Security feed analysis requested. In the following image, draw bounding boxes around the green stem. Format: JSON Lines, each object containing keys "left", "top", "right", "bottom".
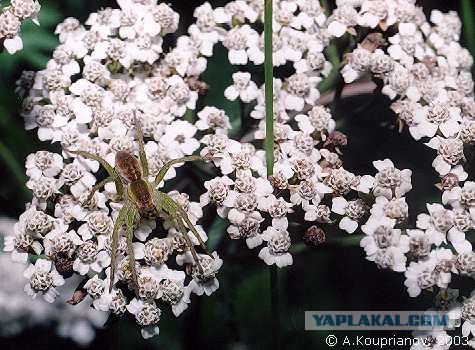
{"left": 324, "top": 42, "right": 340, "bottom": 68}
{"left": 264, "top": 1, "right": 281, "bottom": 349}
{"left": 270, "top": 265, "right": 280, "bottom": 350}
{"left": 462, "top": 0, "right": 475, "bottom": 56}
{"left": 319, "top": 0, "right": 331, "bottom": 16}
{"left": 264, "top": 0, "right": 274, "bottom": 177}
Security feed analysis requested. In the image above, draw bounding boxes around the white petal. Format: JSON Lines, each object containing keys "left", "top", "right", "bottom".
{"left": 328, "top": 21, "right": 347, "bottom": 37}
{"left": 4, "top": 36, "right": 23, "bottom": 54}
{"left": 73, "top": 100, "right": 93, "bottom": 123}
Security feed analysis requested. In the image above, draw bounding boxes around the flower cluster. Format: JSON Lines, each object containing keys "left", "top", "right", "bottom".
{"left": 328, "top": 0, "right": 475, "bottom": 345}
{"left": 0, "top": 0, "right": 40, "bottom": 54}
{"left": 0, "top": 218, "right": 106, "bottom": 346}
{"left": 6, "top": 0, "right": 475, "bottom": 345}
{"left": 11, "top": 0, "right": 225, "bottom": 339}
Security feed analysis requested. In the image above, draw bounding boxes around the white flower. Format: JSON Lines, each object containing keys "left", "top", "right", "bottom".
{"left": 224, "top": 72, "right": 259, "bottom": 103}
{"left": 410, "top": 104, "right": 461, "bottom": 140}
{"left": 3, "top": 222, "right": 43, "bottom": 263}
{"left": 426, "top": 137, "right": 465, "bottom": 176}
{"left": 327, "top": 5, "right": 358, "bottom": 37}
{"left": 178, "top": 252, "right": 223, "bottom": 296}
{"left": 61, "top": 160, "right": 97, "bottom": 198}
{"left": 200, "top": 176, "right": 236, "bottom": 206}
{"left": 290, "top": 178, "right": 332, "bottom": 207}
{"left": 1, "top": 2, "right": 40, "bottom": 54}
{"left": 369, "top": 196, "right": 408, "bottom": 223}
{"left": 222, "top": 25, "right": 259, "bottom": 65}
{"left": 163, "top": 75, "right": 198, "bottom": 116}
{"left": 150, "top": 264, "right": 191, "bottom": 317}
{"left": 442, "top": 181, "right": 475, "bottom": 213}
{"left": 258, "top": 227, "right": 293, "bottom": 267}
{"left": 284, "top": 73, "right": 321, "bottom": 111}
{"left": 357, "top": 0, "right": 390, "bottom": 28}
{"left": 23, "top": 259, "right": 65, "bottom": 303}
{"left": 372, "top": 159, "right": 412, "bottom": 199}
{"left": 217, "top": 143, "right": 262, "bottom": 175}
{"left": 404, "top": 258, "right": 437, "bottom": 297}
{"left": 160, "top": 120, "right": 200, "bottom": 156}
{"left": 332, "top": 197, "right": 367, "bottom": 234}
{"left": 77, "top": 211, "right": 113, "bottom": 240}
{"left": 429, "top": 248, "right": 457, "bottom": 289}
{"left": 360, "top": 217, "right": 409, "bottom": 271}
{"left": 196, "top": 106, "right": 231, "bottom": 134}
{"left": 73, "top": 236, "right": 111, "bottom": 275}
{"left": 227, "top": 211, "right": 265, "bottom": 248}
{"left": 295, "top": 105, "right": 336, "bottom": 135}
{"left": 126, "top": 298, "right": 161, "bottom": 339}
{"left": 25, "top": 151, "right": 64, "bottom": 180}
{"left": 258, "top": 194, "right": 293, "bottom": 230}
{"left": 416, "top": 204, "right": 454, "bottom": 246}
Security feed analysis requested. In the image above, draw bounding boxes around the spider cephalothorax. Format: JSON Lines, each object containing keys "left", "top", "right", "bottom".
{"left": 70, "top": 119, "right": 211, "bottom": 292}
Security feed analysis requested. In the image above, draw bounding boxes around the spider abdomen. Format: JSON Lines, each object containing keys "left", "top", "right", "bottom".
{"left": 129, "top": 179, "right": 155, "bottom": 215}
{"left": 116, "top": 151, "right": 142, "bottom": 182}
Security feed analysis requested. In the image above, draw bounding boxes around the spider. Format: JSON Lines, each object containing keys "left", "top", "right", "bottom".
{"left": 69, "top": 119, "right": 211, "bottom": 292}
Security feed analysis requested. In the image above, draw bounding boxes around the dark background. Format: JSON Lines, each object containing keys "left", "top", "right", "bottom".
{"left": 0, "top": 1, "right": 473, "bottom": 349}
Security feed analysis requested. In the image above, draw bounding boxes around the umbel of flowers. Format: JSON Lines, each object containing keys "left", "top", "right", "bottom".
{"left": 0, "top": 0, "right": 40, "bottom": 54}
{"left": 5, "top": 0, "right": 475, "bottom": 346}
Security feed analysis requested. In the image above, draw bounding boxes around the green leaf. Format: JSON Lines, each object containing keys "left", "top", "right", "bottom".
{"left": 22, "top": 28, "right": 59, "bottom": 51}
{"left": 207, "top": 216, "right": 228, "bottom": 251}
{"left": 0, "top": 141, "right": 29, "bottom": 196}
{"left": 37, "top": 4, "right": 62, "bottom": 27}
{"left": 21, "top": 50, "right": 51, "bottom": 68}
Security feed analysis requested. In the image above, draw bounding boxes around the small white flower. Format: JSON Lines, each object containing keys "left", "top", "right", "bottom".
{"left": 196, "top": 106, "right": 231, "bottom": 134}
{"left": 178, "top": 252, "right": 223, "bottom": 296}
{"left": 416, "top": 204, "right": 454, "bottom": 246}
{"left": 126, "top": 298, "right": 161, "bottom": 339}
{"left": 258, "top": 227, "right": 293, "bottom": 267}
{"left": 222, "top": 25, "right": 259, "bottom": 65}
{"left": 372, "top": 159, "right": 412, "bottom": 199}
{"left": 224, "top": 72, "right": 259, "bottom": 103}
{"left": 404, "top": 258, "right": 437, "bottom": 297}
{"left": 160, "top": 120, "right": 200, "bottom": 156}
{"left": 23, "top": 259, "right": 65, "bottom": 303}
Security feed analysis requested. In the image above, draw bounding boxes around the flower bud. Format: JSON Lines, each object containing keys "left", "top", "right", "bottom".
{"left": 303, "top": 226, "right": 326, "bottom": 246}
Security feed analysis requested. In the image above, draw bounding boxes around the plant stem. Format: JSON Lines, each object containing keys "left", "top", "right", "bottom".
{"left": 462, "top": 0, "right": 475, "bottom": 56}
{"left": 264, "top": 0, "right": 274, "bottom": 177}
{"left": 320, "top": 0, "right": 331, "bottom": 16}
{"left": 270, "top": 265, "right": 280, "bottom": 349}
{"left": 264, "top": 1, "right": 281, "bottom": 349}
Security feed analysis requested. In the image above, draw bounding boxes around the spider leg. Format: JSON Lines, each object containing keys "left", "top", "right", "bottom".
{"left": 109, "top": 202, "right": 129, "bottom": 292}
{"left": 174, "top": 199, "right": 211, "bottom": 256}
{"left": 83, "top": 177, "right": 113, "bottom": 205}
{"left": 68, "top": 150, "right": 124, "bottom": 197}
{"left": 155, "top": 191, "right": 204, "bottom": 273}
{"left": 154, "top": 155, "right": 203, "bottom": 187}
{"left": 174, "top": 214, "right": 204, "bottom": 274}
{"left": 184, "top": 213, "right": 209, "bottom": 251}
{"left": 125, "top": 206, "right": 140, "bottom": 294}
{"left": 159, "top": 191, "right": 209, "bottom": 253}
{"left": 134, "top": 117, "right": 149, "bottom": 178}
